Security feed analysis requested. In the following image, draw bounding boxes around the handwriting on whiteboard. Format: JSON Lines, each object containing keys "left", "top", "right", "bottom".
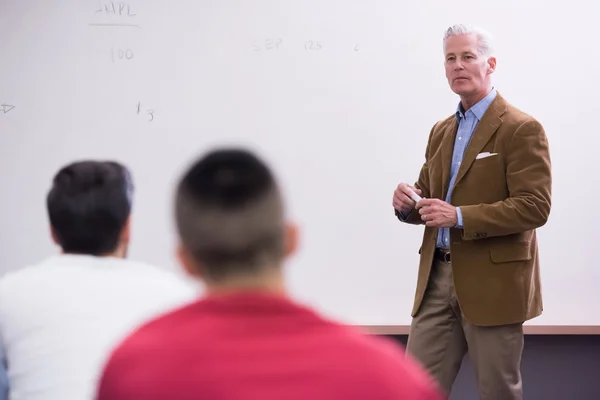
{"left": 252, "top": 40, "right": 361, "bottom": 52}
{"left": 90, "top": 2, "right": 139, "bottom": 28}
{"left": 96, "top": 2, "right": 136, "bottom": 17}
{"left": 137, "top": 103, "right": 154, "bottom": 122}
{"left": 253, "top": 39, "right": 283, "bottom": 51}
{"left": 1, "top": 104, "right": 15, "bottom": 114}
{"left": 304, "top": 40, "right": 322, "bottom": 51}
{"left": 112, "top": 48, "right": 134, "bottom": 62}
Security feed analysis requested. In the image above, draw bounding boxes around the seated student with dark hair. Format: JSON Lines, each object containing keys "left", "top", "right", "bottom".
{"left": 96, "top": 149, "right": 443, "bottom": 400}
{"left": 0, "top": 161, "right": 197, "bottom": 400}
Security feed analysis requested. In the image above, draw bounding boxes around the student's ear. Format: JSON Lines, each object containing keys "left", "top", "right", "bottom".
{"left": 283, "top": 221, "right": 299, "bottom": 259}
{"left": 50, "top": 227, "right": 64, "bottom": 253}
{"left": 120, "top": 216, "right": 132, "bottom": 244}
{"left": 50, "top": 227, "right": 61, "bottom": 249}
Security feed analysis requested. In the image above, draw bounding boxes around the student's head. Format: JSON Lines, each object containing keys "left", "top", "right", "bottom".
{"left": 174, "top": 148, "right": 298, "bottom": 291}
{"left": 47, "top": 160, "right": 134, "bottom": 257}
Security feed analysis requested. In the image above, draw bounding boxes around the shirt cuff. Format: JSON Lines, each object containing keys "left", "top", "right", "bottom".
{"left": 395, "top": 208, "right": 409, "bottom": 221}
{"left": 455, "top": 207, "right": 463, "bottom": 229}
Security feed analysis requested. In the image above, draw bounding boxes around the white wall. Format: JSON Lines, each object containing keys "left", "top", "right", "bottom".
{"left": 0, "top": 0, "right": 597, "bottom": 326}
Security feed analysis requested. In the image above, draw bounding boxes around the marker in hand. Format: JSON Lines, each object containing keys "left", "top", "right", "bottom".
{"left": 407, "top": 187, "right": 423, "bottom": 203}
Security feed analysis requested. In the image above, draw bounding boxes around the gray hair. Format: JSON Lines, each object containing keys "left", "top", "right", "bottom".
{"left": 443, "top": 24, "right": 495, "bottom": 58}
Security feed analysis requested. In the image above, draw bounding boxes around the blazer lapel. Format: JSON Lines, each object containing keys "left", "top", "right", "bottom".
{"left": 440, "top": 118, "right": 458, "bottom": 199}
{"left": 453, "top": 96, "right": 507, "bottom": 189}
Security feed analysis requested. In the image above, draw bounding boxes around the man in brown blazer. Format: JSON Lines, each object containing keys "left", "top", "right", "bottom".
{"left": 392, "top": 24, "right": 552, "bottom": 400}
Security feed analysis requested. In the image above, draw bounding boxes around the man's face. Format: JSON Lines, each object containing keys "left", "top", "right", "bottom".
{"left": 444, "top": 33, "right": 495, "bottom": 99}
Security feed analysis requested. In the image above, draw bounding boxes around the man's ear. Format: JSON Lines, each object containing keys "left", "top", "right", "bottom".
{"left": 50, "top": 227, "right": 60, "bottom": 246}
{"left": 176, "top": 244, "right": 204, "bottom": 280}
{"left": 487, "top": 56, "right": 497, "bottom": 75}
{"left": 283, "top": 221, "right": 299, "bottom": 259}
{"left": 120, "top": 216, "right": 132, "bottom": 244}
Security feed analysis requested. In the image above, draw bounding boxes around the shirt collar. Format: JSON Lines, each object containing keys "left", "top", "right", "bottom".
{"left": 42, "top": 253, "right": 128, "bottom": 268}
{"left": 456, "top": 87, "right": 497, "bottom": 121}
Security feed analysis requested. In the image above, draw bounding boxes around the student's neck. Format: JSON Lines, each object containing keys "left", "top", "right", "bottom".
{"left": 205, "top": 270, "right": 286, "bottom": 297}
{"left": 61, "top": 246, "right": 126, "bottom": 259}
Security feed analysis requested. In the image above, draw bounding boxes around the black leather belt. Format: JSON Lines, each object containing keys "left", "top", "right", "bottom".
{"left": 434, "top": 248, "right": 451, "bottom": 262}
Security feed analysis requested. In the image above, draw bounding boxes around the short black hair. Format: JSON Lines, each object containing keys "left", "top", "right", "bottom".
{"left": 47, "top": 160, "right": 133, "bottom": 255}
{"left": 175, "top": 148, "right": 285, "bottom": 281}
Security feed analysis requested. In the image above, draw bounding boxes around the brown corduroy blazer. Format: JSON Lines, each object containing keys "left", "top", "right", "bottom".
{"left": 398, "top": 92, "right": 552, "bottom": 326}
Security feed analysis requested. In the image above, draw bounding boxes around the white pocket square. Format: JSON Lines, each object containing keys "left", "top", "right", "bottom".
{"left": 475, "top": 152, "right": 498, "bottom": 160}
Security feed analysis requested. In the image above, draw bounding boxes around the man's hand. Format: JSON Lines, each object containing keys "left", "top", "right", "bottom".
{"left": 416, "top": 198, "right": 458, "bottom": 228}
{"left": 393, "top": 183, "right": 423, "bottom": 214}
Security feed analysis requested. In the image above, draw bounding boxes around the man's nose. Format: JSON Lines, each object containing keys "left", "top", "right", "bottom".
{"left": 454, "top": 61, "right": 464, "bottom": 70}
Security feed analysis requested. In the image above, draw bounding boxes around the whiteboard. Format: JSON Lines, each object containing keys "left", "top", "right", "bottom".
{"left": 0, "top": 0, "right": 598, "bottom": 328}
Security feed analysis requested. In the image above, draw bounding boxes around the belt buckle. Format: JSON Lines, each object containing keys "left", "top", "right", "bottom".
{"left": 439, "top": 249, "right": 451, "bottom": 263}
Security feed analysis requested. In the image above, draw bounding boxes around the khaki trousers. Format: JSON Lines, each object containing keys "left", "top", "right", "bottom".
{"left": 406, "top": 259, "right": 524, "bottom": 400}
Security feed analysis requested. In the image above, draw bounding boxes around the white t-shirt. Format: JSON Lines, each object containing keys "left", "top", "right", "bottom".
{"left": 0, "top": 254, "right": 199, "bottom": 400}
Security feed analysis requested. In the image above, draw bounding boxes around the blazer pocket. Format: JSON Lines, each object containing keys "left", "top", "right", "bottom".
{"left": 472, "top": 154, "right": 502, "bottom": 168}
{"left": 489, "top": 245, "right": 531, "bottom": 263}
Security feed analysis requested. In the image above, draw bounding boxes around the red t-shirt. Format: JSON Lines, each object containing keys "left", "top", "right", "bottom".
{"left": 96, "top": 292, "right": 443, "bottom": 400}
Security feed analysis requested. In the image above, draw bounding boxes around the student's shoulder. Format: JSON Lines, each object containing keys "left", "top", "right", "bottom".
{"left": 0, "top": 260, "right": 50, "bottom": 292}
{"left": 335, "top": 325, "right": 406, "bottom": 363}
{"left": 97, "top": 308, "right": 186, "bottom": 399}
{"left": 332, "top": 326, "right": 443, "bottom": 398}
{"left": 106, "top": 299, "right": 194, "bottom": 362}
{"left": 125, "top": 293, "right": 199, "bottom": 335}
{"left": 123, "top": 260, "right": 200, "bottom": 293}
{"left": 306, "top": 310, "right": 402, "bottom": 358}
{"left": 111, "top": 302, "right": 202, "bottom": 374}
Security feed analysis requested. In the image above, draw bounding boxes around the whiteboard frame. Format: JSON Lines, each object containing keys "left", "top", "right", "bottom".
{"left": 362, "top": 325, "right": 600, "bottom": 335}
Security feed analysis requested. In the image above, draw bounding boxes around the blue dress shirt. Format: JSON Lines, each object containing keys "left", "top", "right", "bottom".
{"left": 436, "top": 88, "right": 497, "bottom": 249}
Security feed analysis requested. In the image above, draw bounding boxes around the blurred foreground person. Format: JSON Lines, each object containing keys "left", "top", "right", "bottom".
{"left": 96, "top": 148, "right": 443, "bottom": 400}
{"left": 0, "top": 161, "right": 197, "bottom": 400}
